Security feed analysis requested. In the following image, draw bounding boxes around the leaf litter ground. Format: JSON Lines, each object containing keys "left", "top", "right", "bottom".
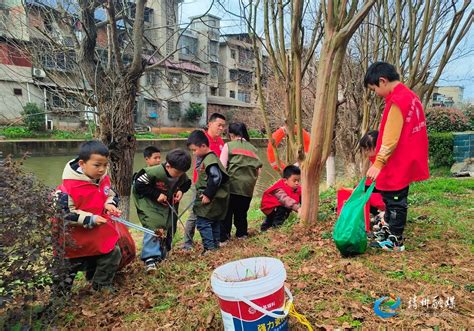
{"left": 53, "top": 177, "right": 474, "bottom": 329}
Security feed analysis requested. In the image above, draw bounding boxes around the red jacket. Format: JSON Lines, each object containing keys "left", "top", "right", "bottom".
{"left": 55, "top": 160, "right": 119, "bottom": 258}
{"left": 375, "top": 83, "right": 430, "bottom": 191}
{"left": 260, "top": 179, "right": 301, "bottom": 215}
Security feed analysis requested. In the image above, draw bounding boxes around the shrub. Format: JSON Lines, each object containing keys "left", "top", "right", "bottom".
{"left": 0, "top": 158, "right": 65, "bottom": 328}
{"left": 21, "top": 103, "right": 45, "bottom": 132}
{"left": 184, "top": 103, "right": 204, "bottom": 122}
{"left": 0, "top": 126, "right": 33, "bottom": 139}
{"left": 428, "top": 132, "right": 454, "bottom": 168}
{"left": 248, "top": 129, "right": 265, "bottom": 138}
{"left": 425, "top": 107, "right": 471, "bottom": 133}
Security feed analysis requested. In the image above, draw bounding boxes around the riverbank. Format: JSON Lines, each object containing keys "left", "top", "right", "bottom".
{"left": 0, "top": 138, "right": 269, "bottom": 157}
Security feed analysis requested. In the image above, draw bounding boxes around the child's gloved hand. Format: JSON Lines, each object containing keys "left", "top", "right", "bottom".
{"left": 105, "top": 204, "right": 122, "bottom": 216}
{"left": 174, "top": 190, "right": 183, "bottom": 203}
{"left": 157, "top": 193, "right": 167, "bottom": 203}
{"left": 201, "top": 194, "right": 211, "bottom": 205}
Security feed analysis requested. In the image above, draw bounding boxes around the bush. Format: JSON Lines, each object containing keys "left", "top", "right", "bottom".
{"left": 184, "top": 103, "right": 204, "bottom": 122}
{"left": 0, "top": 126, "right": 33, "bottom": 139}
{"left": 248, "top": 129, "right": 265, "bottom": 138}
{"left": 425, "top": 107, "right": 471, "bottom": 133}
{"left": 428, "top": 132, "right": 454, "bottom": 168}
{"left": 21, "top": 103, "right": 45, "bottom": 132}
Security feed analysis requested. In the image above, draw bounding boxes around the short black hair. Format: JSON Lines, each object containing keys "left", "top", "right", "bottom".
{"left": 166, "top": 148, "right": 192, "bottom": 172}
{"left": 78, "top": 140, "right": 109, "bottom": 161}
{"left": 363, "top": 62, "right": 400, "bottom": 87}
{"left": 143, "top": 146, "right": 160, "bottom": 158}
{"left": 228, "top": 122, "right": 250, "bottom": 141}
{"left": 359, "top": 130, "right": 379, "bottom": 150}
{"left": 187, "top": 129, "right": 209, "bottom": 147}
{"left": 209, "top": 112, "right": 226, "bottom": 122}
{"left": 282, "top": 165, "right": 301, "bottom": 179}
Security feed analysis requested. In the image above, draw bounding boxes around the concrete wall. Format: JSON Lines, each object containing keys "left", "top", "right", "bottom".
{"left": 453, "top": 132, "right": 474, "bottom": 162}
{"left": 0, "top": 138, "right": 268, "bottom": 157}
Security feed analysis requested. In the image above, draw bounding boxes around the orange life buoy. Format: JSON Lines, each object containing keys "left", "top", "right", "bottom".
{"left": 266, "top": 127, "right": 310, "bottom": 171}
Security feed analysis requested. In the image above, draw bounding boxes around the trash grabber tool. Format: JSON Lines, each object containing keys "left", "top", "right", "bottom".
{"left": 111, "top": 216, "right": 159, "bottom": 237}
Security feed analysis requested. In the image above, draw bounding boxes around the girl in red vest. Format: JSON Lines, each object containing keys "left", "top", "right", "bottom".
{"left": 364, "top": 62, "right": 429, "bottom": 252}
{"left": 54, "top": 141, "right": 122, "bottom": 294}
{"left": 260, "top": 165, "right": 302, "bottom": 231}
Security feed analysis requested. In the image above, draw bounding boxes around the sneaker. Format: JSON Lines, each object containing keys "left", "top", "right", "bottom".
{"left": 145, "top": 259, "right": 157, "bottom": 273}
{"left": 372, "top": 212, "right": 386, "bottom": 231}
{"left": 236, "top": 235, "right": 248, "bottom": 240}
{"left": 181, "top": 244, "right": 193, "bottom": 251}
{"left": 372, "top": 225, "right": 390, "bottom": 241}
{"left": 370, "top": 235, "right": 405, "bottom": 252}
{"left": 219, "top": 240, "right": 229, "bottom": 247}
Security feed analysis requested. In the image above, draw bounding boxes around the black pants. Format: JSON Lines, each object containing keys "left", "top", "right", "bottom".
{"left": 381, "top": 186, "right": 409, "bottom": 238}
{"left": 260, "top": 206, "right": 291, "bottom": 231}
{"left": 220, "top": 194, "right": 252, "bottom": 242}
{"left": 52, "top": 245, "right": 121, "bottom": 295}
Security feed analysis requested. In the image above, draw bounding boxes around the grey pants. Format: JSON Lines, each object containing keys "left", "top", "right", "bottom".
{"left": 183, "top": 188, "right": 197, "bottom": 247}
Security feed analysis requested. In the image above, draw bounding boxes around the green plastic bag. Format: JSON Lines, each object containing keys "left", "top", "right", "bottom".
{"left": 333, "top": 178, "right": 375, "bottom": 257}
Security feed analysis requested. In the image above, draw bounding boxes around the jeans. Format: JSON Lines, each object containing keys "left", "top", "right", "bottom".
{"left": 141, "top": 232, "right": 162, "bottom": 262}
{"left": 221, "top": 194, "right": 252, "bottom": 241}
{"left": 196, "top": 217, "right": 220, "bottom": 250}
{"left": 260, "top": 206, "right": 291, "bottom": 231}
{"left": 381, "top": 186, "right": 409, "bottom": 238}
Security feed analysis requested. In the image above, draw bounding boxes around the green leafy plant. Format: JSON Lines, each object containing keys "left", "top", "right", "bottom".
{"left": 21, "top": 103, "right": 45, "bottom": 132}
{"left": 425, "top": 107, "right": 471, "bottom": 133}
{"left": 428, "top": 132, "right": 454, "bottom": 167}
{"left": 184, "top": 103, "right": 204, "bottom": 122}
{"left": 0, "top": 127, "right": 33, "bottom": 139}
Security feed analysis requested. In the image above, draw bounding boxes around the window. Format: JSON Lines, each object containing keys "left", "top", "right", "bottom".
{"left": 147, "top": 70, "right": 161, "bottom": 86}
{"left": 166, "top": 28, "right": 175, "bottom": 55}
{"left": 210, "top": 64, "right": 218, "bottom": 79}
{"left": 229, "top": 69, "right": 239, "bottom": 81}
{"left": 51, "top": 95, "right": 65, "bottom": 108}
{"left": 237, "top": 90, "right": 251, "bottom": 103}
{"left": 229, "top": 90, "right": 235, "bottom": 99}
{"left": 168, "top": 101, "right": 181, "bottom": 120}
{"left": 210, "top": 87, "right": 217, "bottom": 96}
{"left": 238, "top": 71, "right": 253, "bottom": 86}
{"left": 230, "top": 49, "right": 236, "bottom": 59}
{"left": 145, "top": 100, "right": 160, "bottom": 116}
{"left": 178, "top": 35, "right": 197, "bottom": 56}
{"left": 168, "top": 73, "right": 182, "bottom": 90}
{"left": 166, "top": 0, "right": 176, "bottom": 25}
{"left": 190, "top": 78, "right": 201, "bottom": 95}
{"left": 209, "top": 41, "right": 219, "bottom": 62}
{"left": 13, "top": 88, "right": 22, "bottom": 96}
{"left": 144, "top": 7, "right": 154, "bottom": 23}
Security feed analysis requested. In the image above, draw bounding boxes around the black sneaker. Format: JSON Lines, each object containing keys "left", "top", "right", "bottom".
{"left": 145, "top": 258, "right": 158, "bottom": 273}
{"left": 372, "top": 224, "right": 390, "bottom": 241}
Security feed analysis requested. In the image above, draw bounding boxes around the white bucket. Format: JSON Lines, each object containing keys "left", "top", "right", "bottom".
{"left": 211, "top": 257, "right": 292, "bottom": 331}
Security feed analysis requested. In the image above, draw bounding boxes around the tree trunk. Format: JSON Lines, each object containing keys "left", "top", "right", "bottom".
{"left": 98, "top": 78, "right": 139, "bottom": 219}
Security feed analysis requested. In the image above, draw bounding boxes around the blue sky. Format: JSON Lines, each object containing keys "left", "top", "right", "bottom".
{"left": 180, "top": 0, "right": 474, "bottom": 102}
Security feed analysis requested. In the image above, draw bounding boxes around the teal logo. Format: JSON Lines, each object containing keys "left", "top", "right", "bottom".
{"left": 374, "top": 296, "right": 401, "bottom": 318}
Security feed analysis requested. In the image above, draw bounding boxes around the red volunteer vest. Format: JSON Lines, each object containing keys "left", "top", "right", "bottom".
{"left": 260, "top": 179, "right": 301, "bottom": 215}
{"left": 192, "top": 131, "right": 224, "bottom": 183}
{"left": 375, "top": 83, "right": 429, "bottom": 191}
{"left": 57, "top": 176, "right": 119, "bottom": 258}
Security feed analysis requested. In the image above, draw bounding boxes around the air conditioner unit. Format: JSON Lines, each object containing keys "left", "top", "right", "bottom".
{"left": 32, "top": 67, "right": 46, "bottom": 78}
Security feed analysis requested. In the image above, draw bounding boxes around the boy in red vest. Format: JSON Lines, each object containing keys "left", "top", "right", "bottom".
{"left": 260, "top": 165, "right": 302, "bottom": 231}
{"left": 364, "top": 62, "right": 429, "bottom": 252}
{"left": 54, "top": 141, "right": 121, "bottom": 294}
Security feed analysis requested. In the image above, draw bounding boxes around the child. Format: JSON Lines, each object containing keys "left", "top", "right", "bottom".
{"left": 260, "top": 165, "right": 302, "bottom": 231}
{"left": 187, "top": 130, "right": 229, "bottom": 253}
{"left": 219, "top": 122, "right": 262, "bottom": 243}
{"left": 54, "top": 140, "right": 122, "bottom": 293}
{"left": 360, "top": 130, "right": 386, "bottom": 234}
{"left": 132, "top": 148, "right": 191, "bottom": 272}
{"left": 364, "top": 62, "right": 429, "bottom": 251}
{"left": 143, "top": 145, "right": 161, "bottom": 166}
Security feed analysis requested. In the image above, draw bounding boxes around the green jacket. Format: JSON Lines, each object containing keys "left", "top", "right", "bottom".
{"left": 194, "top": 152, "right": 230, "bottom": 221}
{"left": 132, "top": 164, "right": 190, "bottom": 230}
{"left": 227, "top": 140, "right": 262, "bottom": 197}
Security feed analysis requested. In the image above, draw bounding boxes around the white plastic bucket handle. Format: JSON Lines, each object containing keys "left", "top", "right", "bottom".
{"left": 236, "top": 287, "right": 293, "bottom": 319}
